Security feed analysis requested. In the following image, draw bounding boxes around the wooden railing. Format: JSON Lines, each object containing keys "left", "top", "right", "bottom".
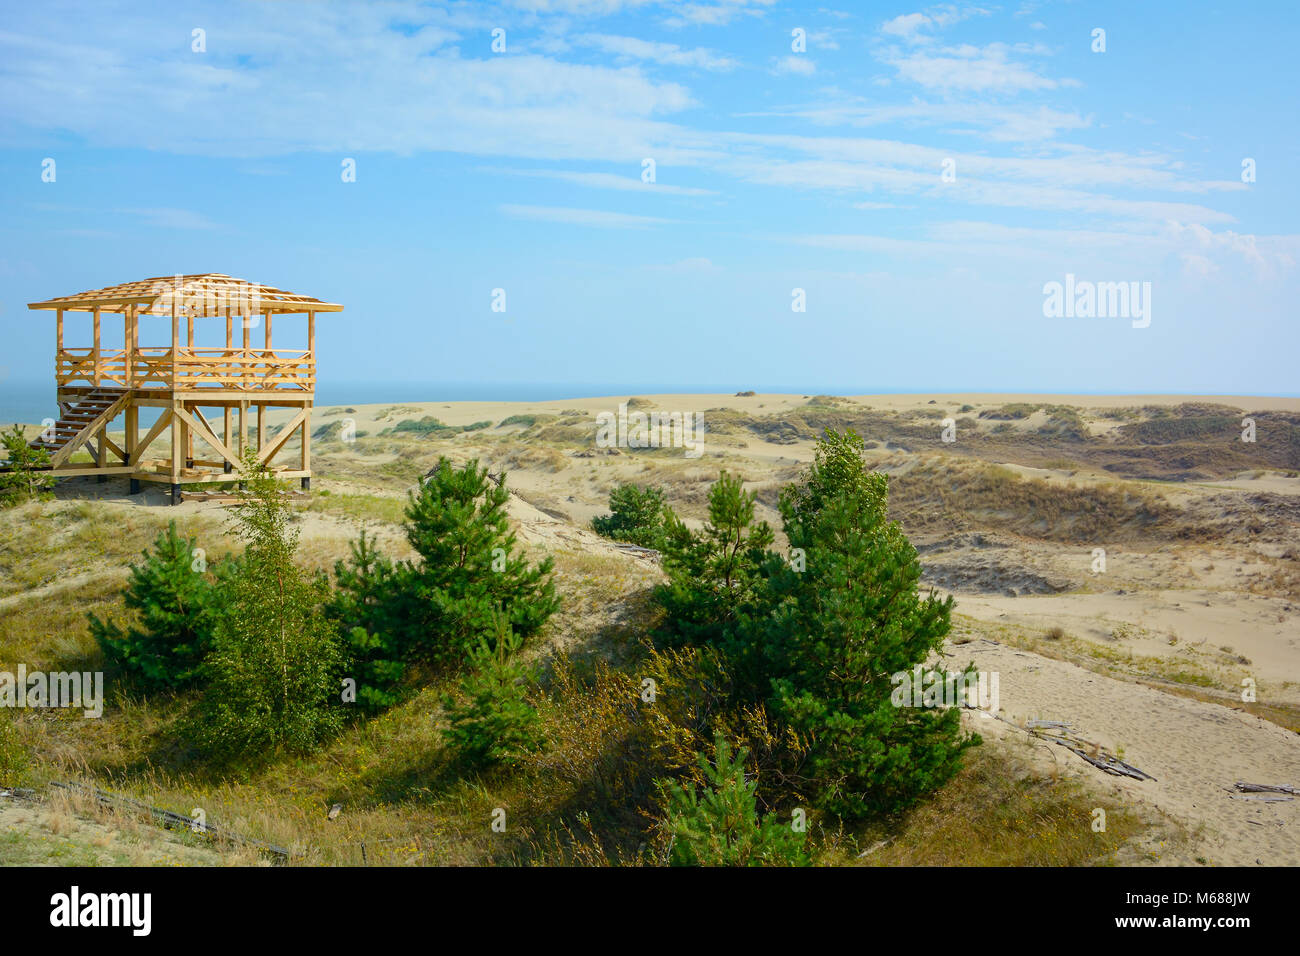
{"left": 56, "top": 348, "right": 315, "bottom": 391}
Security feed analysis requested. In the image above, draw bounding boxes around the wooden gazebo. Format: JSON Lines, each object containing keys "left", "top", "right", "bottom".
{"left": 25, "top": 274, "right": 342, "bottom": 503}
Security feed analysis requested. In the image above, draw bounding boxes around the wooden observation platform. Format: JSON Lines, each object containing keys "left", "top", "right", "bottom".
{"left": 25, "top": 274, "right": 342, "bottom": 503}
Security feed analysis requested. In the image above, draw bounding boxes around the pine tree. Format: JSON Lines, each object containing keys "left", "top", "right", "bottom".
{"left": 442, "top": 615, "right": 542, "bottom": 769}
{"left": 395, "top": 457, "right": 559, "bottom": 666}
{"left": 743, "top": 429, "right": 978, "bottom": 818}
{"left": 192, "top": 453, "right": 344, "bottom": 759}
{"left": 0, "top": 425, "right": 53, "bottom": 506}
{"left": 89, "top": 521, "right": 227, "bottom": 690}
{"left": 654, "top": 471, "right": 773, "bottom": 648}
{"left": 591, "top": 482, "right": 668, "bottom": 548}
{"left": 659, "top": 735, "right": 809, "bottom": 866}
{"left": 326, "top": 530, "right": 407, "bottom": 711}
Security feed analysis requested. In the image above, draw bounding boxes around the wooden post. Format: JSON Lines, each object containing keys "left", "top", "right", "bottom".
{"left": 171, "top": 298, "right": 180, "bottom": 389}
{"left": 238, "top": 399, "right": 249, "bottom": 488}
{"left": 170, "top": 399, "right": 183, "bottom": 499}
{"left": 55, "top": 308, "right": 63, "bottom": 383}
{"left": 126, "top": 304, "right": 136, "bottom": 387}
{"left": 224, "top": 307, "right": 233, "bottom": 454}
{"left": 223, "top": 403, "right": 233, "bottom": 473}
{"left": 125, "top": 402, "right": 138, "bottom": 465}
{"left": 257, "top": 403, "right": 265, "bottom": 454}
{"left": 186, "top": 402, "right": 195, "bottom": 467}
{"left": 96, "top": 423, "right": 108, "bottom": 481}
{"left": 242, "top": 312, "right": 251, "bottom": 388}
{"left": 92, "top": 306, "right": 101, "bottom": 386}
{"left": 307, "top": 310, "right": 316, "bottom": 393}
{"left": 301, "top": 400, "right": 312, "bottom": 489}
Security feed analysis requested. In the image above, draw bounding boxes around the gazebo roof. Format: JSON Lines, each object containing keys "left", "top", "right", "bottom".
{"left": 27, "top": 273, "right": 344, "bottom": 316}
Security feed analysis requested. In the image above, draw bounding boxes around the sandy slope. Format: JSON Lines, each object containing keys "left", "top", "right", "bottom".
{"left": 959, "top": 639, "right": 1300, "bottom": 866}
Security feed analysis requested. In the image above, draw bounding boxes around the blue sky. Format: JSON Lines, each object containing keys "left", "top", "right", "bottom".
{"left": 1, "top": 0, "right": 1297, "bottom": 395}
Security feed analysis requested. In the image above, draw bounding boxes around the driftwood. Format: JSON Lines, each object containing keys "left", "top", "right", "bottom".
{"left": 1224, "top": 782, "right": 1295, "bottom": 802}
{"left": 1234, "top": 782, "right": 1298, "bottom": 795}
{"left": 1048, "top": 738, "right": 1157, "bottom": 781}
{"left": 610, "top": 542, "right": 661, "bottom": 562}
{"left": 1014, "top": 721, "right": 1157, "bottom": 781}
{"left": 52, "top": 782, "right": 290, "bottom": 862}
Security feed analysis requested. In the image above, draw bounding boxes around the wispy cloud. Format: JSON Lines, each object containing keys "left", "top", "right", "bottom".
{"left": 880, "top": 5, "right": 992, "bottom": 44}
{"left": 882, "top": 42, "right": 1074, "bottom": 93}
{"left": 771, "top": 55, "right": 816, "bottom": 76}
{"left": 499, "top": 203, "right": 680, "bottom": 228}
{"left": 575, "top": 33, "right": 738, "bottom": 70}
{"left": 480, "top": 166, "right": 716, "bottom": 195}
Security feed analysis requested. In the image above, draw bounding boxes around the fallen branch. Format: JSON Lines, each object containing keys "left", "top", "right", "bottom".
{"left": 51, "top": 782, "right": 290, "bottom": 863}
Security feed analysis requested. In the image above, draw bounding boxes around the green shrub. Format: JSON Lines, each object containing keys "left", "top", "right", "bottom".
{"left": 327, "top": 530, "right": 408, "bottom": 712}
{"left": 330, "top": 458, "right": 560, "bottom": 681}
{"left": 658, "top": 736, "right": 809, "bottom": 866}
{"left": 190, "top": 454, "right": 344, "bottom": 760}
{"left": 744, "top": 429, "right": 979, "bottom": 818}
{"left": 0, "top": 712, "right": 28, "bottom": 785}
{"left": 591, "top": 483, "right": 668, "bottom": 548}
{"left": 0, "top": 425, "right": 53, "bottom": 505}
{"left": 652, "top": 430, "right": 979, "bottom": 821}
{"left": 654, "top": 471, "right": 774, "bottom": 648}
{"left": 394, "top": 457, "right": 559, "bottom": 666}
{"left": 442, "top": 617, "right": 542, "bottom": 769}
{"left": 89, "top": 521, "right": 230, "bottom": 691}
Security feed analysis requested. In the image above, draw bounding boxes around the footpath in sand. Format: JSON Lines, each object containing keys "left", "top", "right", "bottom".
{"left": 958, "top": 639, "right": 1300, "bottom": 866}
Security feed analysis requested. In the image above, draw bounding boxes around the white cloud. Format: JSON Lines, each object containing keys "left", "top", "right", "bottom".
{"left": 880, "top": 5, "right": 992, "bottom": 43}
{"left": 757, "top": 100, "right": 1093, "bottom": 142}
{"left": 881, "top": 13, "right": 933, "bottom": 42}
{"left": 575, "top": 33, "right": 738, "bottom": 70}
{"left": 772, "top": 55, "right": 816, "bottom": 75}
{"left": 662, "top": 0, "right": 777, "bottom": 28}
{"left": 479, "top": 166, "right": 716, "bottom": 195}
{"left": 883, "top": 42, "right": 1072, "bottom": 92}
{"left": 499, "top": 204, "right": 680, "bottom": 228}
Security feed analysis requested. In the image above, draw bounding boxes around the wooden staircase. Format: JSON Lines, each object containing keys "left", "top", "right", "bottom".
{"left": 29, "top": 388, "right": 127, "bottom": 462}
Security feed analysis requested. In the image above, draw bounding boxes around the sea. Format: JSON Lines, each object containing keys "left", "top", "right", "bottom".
{"left": 0, "top": 380, "right": 861, "bottom": 426}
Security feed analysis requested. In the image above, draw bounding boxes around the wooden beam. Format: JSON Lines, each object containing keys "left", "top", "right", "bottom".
{"left": 174, "top": 406, "right": 241, "bottom": 469}
{"left": 102, "top": 433, "right": 127, "bottom": 462}
{"left": 92, "top": 306, "right": 101, "bottom": 385}
{"left": 125, "top": 402, "right": 138, "bottom": 462}
{"left": 126, "top": 304, "right": 136, "bottom": 387}
{"left": 130, "top": 408, "right": 174, "bottom": 466}
{"left": 171, "top": 400, "right": 183, "bottom": 484}
{"left": 49, "top": 465, "right": 137, "bottom": 477}
{"left": 257, "top": 407, "right": 307, "bottom": 464}
{"left": 301, "top": 402, "right": 312, "bottom": 474}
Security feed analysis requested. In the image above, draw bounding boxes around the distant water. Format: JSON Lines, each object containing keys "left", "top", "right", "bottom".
{"left": 310, "top": 381, "right": 833, "bottom": 407}
{"left": 8, "top": 379, "right": 1022, "bottom": 425}
{"left": 0, "top": 380, "right": 846, "bottom": 425}
{"left": 0, "top": 382, "right": 52, "bottom": 427}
